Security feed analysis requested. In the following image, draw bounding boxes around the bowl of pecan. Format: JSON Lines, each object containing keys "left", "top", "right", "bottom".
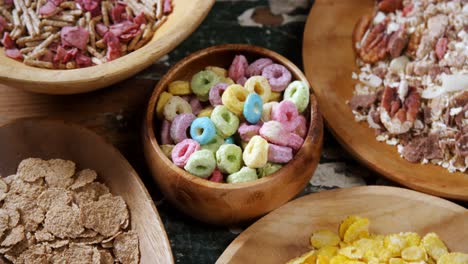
{"left": 0, "top": 0, "right": 214, "bottom": 94}
{"left": 303, "top": 0, "right": 468, "bottom": 200}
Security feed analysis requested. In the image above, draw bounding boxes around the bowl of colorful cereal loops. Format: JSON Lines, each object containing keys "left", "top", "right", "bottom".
{"left": 143, "top": 44, "right": 323, "bottom": 225}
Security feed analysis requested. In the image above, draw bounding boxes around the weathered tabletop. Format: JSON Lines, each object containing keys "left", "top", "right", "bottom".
{"left": 0, "top": 1, "right": 466, "bottom": 263}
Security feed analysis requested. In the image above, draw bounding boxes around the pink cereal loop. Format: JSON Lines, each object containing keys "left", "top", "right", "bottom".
{"left": 262, "top": 64, "right": 292, "bottom": 92}
{"left": 294, "top": 115, "right": 307, "bottom": 138}
{"left": 246, "top": 58, "right": 273, "bottom": 77}
{"left": 259, "top": 121, "right": 289, "bottom": 146}
{"left": 238, "top": 122, "right": 261, "bottom": 142}
{"left": 228, "top": 55, "right": 248, "bottom": 81}
{"left": 170, "top": 113, "right": 196, "bottom": 144}
{"left": 287, "top": 132, "right": 304, "bottom": 151}
{"left": 171, "top": 139, "right": 200, "bottom": 167}
{"left": 209, "top": 83, "right": 228, "bottom": 106}
{"left": 268, "top": 143, "right": 293, "bottom": 163}
{"left": 160, "top": 120, "right": 173, "bottom": 145}
{"left": 271, "top": 100, "right": 300, "bottom": 131}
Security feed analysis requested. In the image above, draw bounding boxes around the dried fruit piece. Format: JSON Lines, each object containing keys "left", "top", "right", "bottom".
{"left": 113, "top": 231, "right": 140, "bottom": 264}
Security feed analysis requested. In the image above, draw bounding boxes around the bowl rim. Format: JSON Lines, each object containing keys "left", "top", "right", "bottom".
{"left": 144, "top": 43, "right": 323, "bottom": 191}
{"left": 0, "top": 117, "right": 174, "bottom": 263}
{"left": 0, "top": 0, "right": 215, "bottom": 94}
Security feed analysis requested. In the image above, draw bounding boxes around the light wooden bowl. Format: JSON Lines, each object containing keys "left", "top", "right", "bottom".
{"left": 0, "top": 0, "right": 214, "bottom": 95}
{"left": 217, "top": 186, "right": 468, "bottom": 263}
{"left": 143, "top": 44, "right": 324, "bottom": 225}
{"left": 0, "top": 119, "right": 174, "bottom": 263}
{"left": 302, "top": 0, "right": 468, "bottom": 200}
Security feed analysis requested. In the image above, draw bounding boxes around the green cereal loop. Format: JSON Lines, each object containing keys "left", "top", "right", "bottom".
{"left": 211, "top": 105, "right": 240, "bottom": 138}
{"left": 227, "top": 167, "right": 258, "bottom": 184}
{"left": 216, "top": 144, "right": 242, "bottom": 174}
{"left": 283, "top": 80, "right": 310, "bottom": 113}
{"left": 191, "top": 70, "right": 221, "bottom": 102}
{"left": 184, "top": 149, "right": 216, "bottom": 178}
{"left": 201, "top": 134, "right": 225, "bottom": 153}
{"left": 258, "top": 163, "right": 283, "bottom": 178}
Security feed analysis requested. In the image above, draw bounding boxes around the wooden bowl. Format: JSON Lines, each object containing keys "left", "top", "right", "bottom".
{"left": 217, "top": 186, "right": 468, "bottom": 263}
{"left": 0, "top": 0, "right": 214, "bottom": 95}
{"left": 0, "top": 119, "right": 174, "bottom": 263}
{"left": 302, "top": 0, "right": 468, "bottom": 200}
{"left": 143, "top": 44, "right": 324, "bottom": 225}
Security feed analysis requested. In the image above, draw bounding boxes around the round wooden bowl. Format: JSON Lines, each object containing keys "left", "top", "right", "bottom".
{"left": 0, "top": 118, "right": 173, "bottom": 263}
{"left": 143, "top": 44, "right": 324, "bottom": 225}
{"left": 0, "top": 0, "right": 214, "bottom": 95}
{"left": 302, "top": 0, "right": 468, "bottom": 200}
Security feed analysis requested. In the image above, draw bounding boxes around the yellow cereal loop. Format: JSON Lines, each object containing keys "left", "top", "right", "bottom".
{"left": 421, "top": 233, "right": 448, "bottom": 261}
{"left": 156, "top": 92, "right": 173, "bottom": 119}
{"left": 168, "top": 80, "right": 191, "bottom": 95}
{"left": 244, "top": 76, "right": 272, "bottom": 103}
{"left": 401, "top": 246, "right": 427, "bottom": 262}
{"left": 286, "top": 250, "right": 316, "bottom": 264}
{"left": 343, "top": 218, "right": 369, "bottom": 243}
{"left": 223, "top": 77, "right": 235, "bottom": 85}
{"left": 222, "top": 84, "right": 249, "bottom": 116}
{"left": 242, "top": 135, "right": 268, "bottom": 168}
{"left": 437, "top": 252, "right": 468, "bottom": 264}
{"left": 269, "top": 91, "right": 282, "bottom": 102}
{"left": 338, "top": 246, "right": 363, "bottom": 260}
{"left": 311, "top": 230, "right": 341, "bottom": 249}
{"left": 198, "top": 107, "right": 214, "bottom": 118}
{"left": 206, "top": 66, "right": 227, "bottom": 78}
{"left": 339, "top": 216, "right": 361, "bottom": 240}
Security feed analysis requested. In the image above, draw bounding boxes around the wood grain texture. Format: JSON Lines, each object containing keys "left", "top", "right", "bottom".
{"left": 0, "top": 0, "right": 214, "bottom": 95}
{"left": 217, "top": 186, "right": 468, "bottom": 264}
{"left": 302, "top": 0, "right": 468, "bottom": 200}
{"left": 0, "top": 119, "right": 174, "bottom": 263}
{"left": 143, "top": 44, "right": 324, "bottom": 225}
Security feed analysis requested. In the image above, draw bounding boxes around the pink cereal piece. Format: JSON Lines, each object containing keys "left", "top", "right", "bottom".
{"left": 170, "top": 113, "right": 196, "bottom": 144}
{"left": 171, "top": 139, "right": 200, "bottom": 167}
{"left": 238, "top": 123, "right": 261, "bottom": 142}
{"left": 160, "top": 120, "right": 173, "bottom": 145}
{"left": 293, "top": 115, "right": 308, "bottom": 138}
{"left": 262, "top": 64, "right": 292, "bottom": 92}
{"left": 271, "top": 100, "right": 300, "bottom": 131}
{"left": 246, "top": 58, "right": 273, "bottom": 77}
{"left": 228, "top": 55, "right": 248, "bottom": 81}
{"left": 288, "top": 132, "right": 304, "bottom": 151}
{"left": 236, "top": 76, "right": 247, "bottom": 86}
{"left": 268, "top": 144, "right": 293, "bottom": 163}
{"left": 209, "top": 83, "right": 228, "bottom": 106}
{"left": 189, "top": 97, "right": 203, "bottom": 115}
{"left": 259, "top": 121, "right": 289, "bottom": 146}
{"left": 209, "top": 169, "right": 224, "bottom": 183}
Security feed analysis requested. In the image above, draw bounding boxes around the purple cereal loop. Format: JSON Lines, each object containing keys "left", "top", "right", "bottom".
{"left": 271, "top": 100, "right": 300, "bottom": 131}
{"left": 288, "top": 132, "right": 304, "bottom": 151}
{"left": 236, "top": 76, "right": 247, "bottom": 86}
{"left": 160, "top": 120, "right": 173, "bottom": 145}
{"left": 262, "top": 64, "right": 292, "bottom": 92}
{"left": 189, "top": 97, "right": 203, "bottom": 115}
{"left": 170, "top": 113, "right": 196, "bottom": 144}
{"left": 246, "top": 58, "right": 273, "bottom": 77}
{"left": 171, "top": 139, "right": 200, "bottom": 167}
{"left": 294, "top": 115, "right": 307, "bottom": 138}
{"left": 209, "top": 83, "right": 228, "bottom": 106}
{"left": 228, "top": 55, "right": 248, "bottom": 81}
{"left": 238, "top": 122, "right": 261, "bottom": 142}
{"left": 259, "top": 121, "right": 289, "bottom": 146}
{"left": 268, "top": 144, "right": 293, "bottom": 163}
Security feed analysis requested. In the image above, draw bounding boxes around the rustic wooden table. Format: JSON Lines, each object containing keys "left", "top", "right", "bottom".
{"left": 0, "top": 1, "right": 466, "bottom": 263}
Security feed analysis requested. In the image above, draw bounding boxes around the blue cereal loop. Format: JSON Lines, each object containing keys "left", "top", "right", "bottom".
{"left": 190, "top": 117, "right": 216, "bottom": 145}
{"left": 243, "top": 93, "right": 263, "bottom": 124}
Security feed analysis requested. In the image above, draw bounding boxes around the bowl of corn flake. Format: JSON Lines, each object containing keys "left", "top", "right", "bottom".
{"left": 0, "top": 119, "right": 173, "bottom": 263}
{"left": 0, "top": 0, "right": 214, "bottom": 94}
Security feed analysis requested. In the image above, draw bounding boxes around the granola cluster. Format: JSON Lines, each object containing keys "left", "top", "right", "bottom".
{"left": 350, "top": 0, "right": 467, "bottom": 173}
{"left": 0, "top": 0, "right": 171, "bottom": 69}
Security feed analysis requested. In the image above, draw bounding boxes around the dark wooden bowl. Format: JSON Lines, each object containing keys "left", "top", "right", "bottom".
{"left": 143, "top": 44, "right": 324, "bottom": 225}
{"left": 0, "top": 119, "right": 174, "bottom": 263}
